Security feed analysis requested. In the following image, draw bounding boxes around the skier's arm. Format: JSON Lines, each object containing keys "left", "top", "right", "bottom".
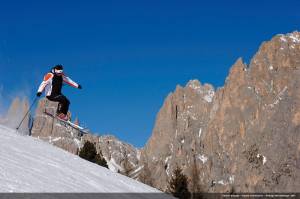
{"left": 63, "top": 75, "right": 80, "bottom": 88}
{"left": 37, "top": 73, "right": 53, "bottom": 93}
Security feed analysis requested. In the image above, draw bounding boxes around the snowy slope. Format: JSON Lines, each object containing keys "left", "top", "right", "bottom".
{"left": 0, "top": 125, "right": 160, "bottom": 193}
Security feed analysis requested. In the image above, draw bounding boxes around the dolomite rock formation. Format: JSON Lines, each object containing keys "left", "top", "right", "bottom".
{"left": 82, "top": 134, "right": 141, "bottom": 178}
{"left": 31, "top": 98, "right": 83, "bottom": 154}
{"left": 139, "top": 31, "right": 300, "bottom": 193}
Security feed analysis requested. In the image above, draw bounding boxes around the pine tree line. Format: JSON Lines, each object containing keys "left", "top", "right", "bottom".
{"left": 79, "top": 140, "right": 108, "bottom": 168}
{"left": 79, "top": 141, "right": 205, "bottom": 199}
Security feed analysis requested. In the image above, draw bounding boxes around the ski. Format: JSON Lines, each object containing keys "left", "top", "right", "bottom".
{"left": 43, "top": 111, "right": 88, "bottom": 134}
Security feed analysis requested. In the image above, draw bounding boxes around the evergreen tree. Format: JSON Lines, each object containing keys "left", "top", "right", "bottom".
{"left": 79, "top": 141, "right": 97, "bottom": 163}
{"left": 95, "top": 151, "right": 109, "bottom": 168}
{"left": 79, "top": 141, "right": 109, "bottom": 169}
{"left": 168, "top": 165, "right": 191, "bottom": 199}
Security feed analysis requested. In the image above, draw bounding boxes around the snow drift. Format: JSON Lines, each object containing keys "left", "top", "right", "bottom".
{"left": 0, "top": 124, "right": 160, "bottom": 193}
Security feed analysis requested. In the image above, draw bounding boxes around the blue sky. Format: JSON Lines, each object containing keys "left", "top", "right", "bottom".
{"left": 0, "top": 0, "right": 299, "bottom": 147}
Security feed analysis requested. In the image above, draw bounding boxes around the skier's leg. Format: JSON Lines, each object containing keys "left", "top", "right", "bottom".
{"left": 47, "top": 95, "right": 70, "bottom": 115}
{"left": 60, "top": 96, "right": 70, "bottom": 115}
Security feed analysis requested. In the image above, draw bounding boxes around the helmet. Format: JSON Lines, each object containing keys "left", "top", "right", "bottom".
{"left": 54, "top": 64, "right": 63, "bottom": 70}
{"left": 52, "top": 64, "right": 64, "bottom": 74}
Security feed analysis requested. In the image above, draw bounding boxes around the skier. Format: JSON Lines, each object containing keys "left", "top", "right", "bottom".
{"left": 36, "top": 64, "right": 82, "bottom": 121}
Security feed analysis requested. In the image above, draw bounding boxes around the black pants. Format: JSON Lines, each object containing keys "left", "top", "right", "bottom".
{"left": 47, "top": 94, "right": 70, "bottom": 115}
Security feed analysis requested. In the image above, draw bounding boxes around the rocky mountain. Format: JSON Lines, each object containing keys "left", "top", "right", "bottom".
{"left": 83, "top": 134, "right": 142, "bottom": 178}
{"left": 31, "top": 98, "right": 141, "bottom": 177}
{"left": 139, "top": 31, "right": 300, "bottom": 192}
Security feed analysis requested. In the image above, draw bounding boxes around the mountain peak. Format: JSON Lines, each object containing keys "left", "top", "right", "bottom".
{"left": 140, "top": 31, "right": 300, "bottom": 192}
{"left": 186, "top": 79, "right": 202, "bottom": 89}
{"left": 277, "top": 31, "right": 300, "bottom": 44}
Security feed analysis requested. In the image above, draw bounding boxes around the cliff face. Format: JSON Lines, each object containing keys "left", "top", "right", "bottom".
{"left": 139, "top": 80, "right": 215, "bottom": 190}
{"left": 139, "top": 32, "right": 300, "bottom": 192}
{"left": 83, "top": 134, "right": 141, "bottom": 178}
{"left": 31, "top": 99, "right": 82, "bottom": 154}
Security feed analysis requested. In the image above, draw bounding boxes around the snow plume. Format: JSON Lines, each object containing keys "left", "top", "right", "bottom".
{"left": 4, "top": 97, "right": 31, "bottom": 135}
{"left": 0, "top": 84, "right": 5, "bottom": 116}
{"left": 0, "top": 85, "right": 33, "bottom": 135}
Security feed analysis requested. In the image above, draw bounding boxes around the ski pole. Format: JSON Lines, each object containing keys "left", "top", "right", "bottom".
{"left": 16, "top": 97, "right": 38, "bottom": 131}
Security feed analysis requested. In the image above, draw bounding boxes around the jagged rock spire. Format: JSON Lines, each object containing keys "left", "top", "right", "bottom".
{"left": 139, "top": 31, "right": 300, "bottom": 192}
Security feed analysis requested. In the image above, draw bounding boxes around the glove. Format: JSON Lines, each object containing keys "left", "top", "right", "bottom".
{"left": 78, "top": 85, "right": 82, "bottom": 89}
{"left": 37, "top": 92, "right": 42, "bottom": 97}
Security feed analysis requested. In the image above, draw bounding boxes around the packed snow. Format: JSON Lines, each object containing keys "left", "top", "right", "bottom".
{"left": 263, "top": 156, "right": 267, "bottom": 165}
{"left": 164, "top": 156, "right": 172, "bottom": 164}
{"left": 217, "top": 180, "right": 226, "bottom": 185}
{"left": 0, "top": 124, "right": 161, "bottom": 193}
{"left": 203, "top": 89, "right": 215, "bottom": 103}
{"left": 289, "top": 34, "right": 300, "bottom": 43}
{"left": 106, "top": 157, "right": 124, "bottom": 173}
{"left": 268, "top": 86, "right": 288, "bottom": 108}
{"left": 198, "top": 128, "right": 202, "bottom": 138}
{"left": 198, "top": 154, "right": 208, "bottom": 164}
{"left": 279, "top": 32, "right": 300, "bottom": 43}
{"left": 164, "top": 156, "right": 172, "bottom": 177}
{"left": 257, "top": 154, "right": 267, "bottom": 165}
{"left": 280, "top": 36, "right": 287, "bottom": 42}
{"left": 216, "top": 175, "right": 235, "bottom": 186}
{"left": 188, "top": 80, "right": 202, "bottom": 91}
{"left": 187, "top": 80, "right": 215, "bottom": 103}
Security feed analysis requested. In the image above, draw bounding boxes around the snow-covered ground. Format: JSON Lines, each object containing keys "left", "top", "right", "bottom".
{"left": 0, "top": 124, "right": 160, "bottom": 193}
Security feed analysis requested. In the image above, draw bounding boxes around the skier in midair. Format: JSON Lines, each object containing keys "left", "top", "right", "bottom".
{"left": 37, "top": 64, "right": 82, "bottom": 121}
